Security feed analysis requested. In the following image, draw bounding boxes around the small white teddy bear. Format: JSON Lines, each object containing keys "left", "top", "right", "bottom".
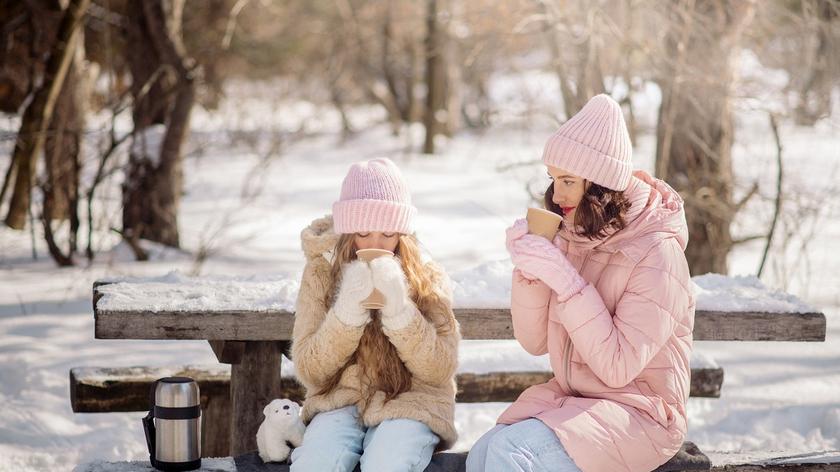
{"left": 256, "top": 398, "right": 306, "bottom": 463}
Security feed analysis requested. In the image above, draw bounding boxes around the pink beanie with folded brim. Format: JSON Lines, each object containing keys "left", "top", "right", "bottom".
{"left": 542, "top": 94, "right": 634, "bottom": 191}
{"left": 332, "top": 158, "right": 417, "bottom": 234}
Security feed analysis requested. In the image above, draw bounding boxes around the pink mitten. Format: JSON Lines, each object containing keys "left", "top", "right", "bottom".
{"left": 505, "top": 219, "right": 538, "bottom": 281}
{"left": 510, "top": 234, "right": 586, "bottom": 302}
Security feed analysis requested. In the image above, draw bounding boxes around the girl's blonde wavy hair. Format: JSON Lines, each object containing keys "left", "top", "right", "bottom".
{"left": 318, "top": 232, "right": 443, "bottom": 405}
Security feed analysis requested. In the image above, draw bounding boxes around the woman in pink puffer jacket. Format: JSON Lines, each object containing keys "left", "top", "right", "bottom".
{"left": 467, "top": 95, "right": 695, "bottom": 472}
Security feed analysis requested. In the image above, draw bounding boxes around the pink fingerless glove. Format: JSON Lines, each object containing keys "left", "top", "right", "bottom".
{"left": 505, "top": 219, "right": 538, "bottom": 281}
{"left": 510, "top": 234, "right": 587, "bottom": 302}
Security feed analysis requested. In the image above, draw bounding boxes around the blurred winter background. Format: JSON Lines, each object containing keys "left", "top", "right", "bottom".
{"left": 1, "top": 0, "right": 839, "bottom": 470}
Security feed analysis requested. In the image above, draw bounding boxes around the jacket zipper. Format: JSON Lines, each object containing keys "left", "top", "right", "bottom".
{"left": 564, "top": 246, "right": 592, "bottom": 397}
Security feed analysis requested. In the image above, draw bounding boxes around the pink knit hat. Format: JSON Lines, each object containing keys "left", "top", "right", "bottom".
{"left": 332, "top": 158, "right": 417, "bottom": 234}
{"left": 542, "top": 94, "right": 633, "bottom": 191}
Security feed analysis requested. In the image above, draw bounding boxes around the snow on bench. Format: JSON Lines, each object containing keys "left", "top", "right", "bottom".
{"left": 92, "top": 261, "right": 826, "bottom": 342}
{"left": 73, "top": 457, "right": 236, "bottom": 472}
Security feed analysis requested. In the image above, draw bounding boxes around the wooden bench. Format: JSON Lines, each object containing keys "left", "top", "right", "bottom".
{"left": 76, "top": 277, "right": 827, "bottom": 470}
{"left": 69, "top": 360, "right": 724, "bottom": 457}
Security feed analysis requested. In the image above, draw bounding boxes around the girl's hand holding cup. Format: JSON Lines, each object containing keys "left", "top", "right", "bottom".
{"left": 506, "top": 212, "right": 562, "bottom": 283}
{"left": 332, "top": 260, "right": 375, "bottom": 327}
{"left": 369, "top": 256, "right": 416, "bottom": 331}
{"left": 355, "top": 249, "right": 394, "bottom": 310}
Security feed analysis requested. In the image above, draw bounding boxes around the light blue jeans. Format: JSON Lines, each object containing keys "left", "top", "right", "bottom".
{"left": 466, "top": 419, "right": 582, "bottom": 472}
{"left": 289, "top": 405, "right": 439, "bottom": 472}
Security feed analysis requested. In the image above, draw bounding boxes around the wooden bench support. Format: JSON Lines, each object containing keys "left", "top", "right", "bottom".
{"left": 230, "top": 341, "right": 287, "bottom": 456}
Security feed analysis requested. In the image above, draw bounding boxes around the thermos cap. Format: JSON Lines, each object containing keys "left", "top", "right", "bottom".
{"left": 160, "top": 377, "right": 194, "bottom": 384}
{"left": 155, "top": 377, "right": 200, "bottom": 408}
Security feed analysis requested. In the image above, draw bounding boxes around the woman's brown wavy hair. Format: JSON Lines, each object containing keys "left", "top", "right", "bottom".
{"left": 318, "top": 233, "right": 443, "bottom": 407}
{"left": 544, "top": 180, "right": 631, "bottom": 239}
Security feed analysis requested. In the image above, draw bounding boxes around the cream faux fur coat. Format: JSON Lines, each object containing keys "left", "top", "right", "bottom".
{"left": 291, "top": 215, "right": 460, "bottom": 449}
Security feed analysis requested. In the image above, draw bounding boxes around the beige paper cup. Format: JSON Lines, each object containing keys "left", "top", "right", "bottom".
{"left": 356, "top": 249, "right": 394, "bottom": 309}
{"left": 527, "top": 207, "right": 563, "bottom": 240}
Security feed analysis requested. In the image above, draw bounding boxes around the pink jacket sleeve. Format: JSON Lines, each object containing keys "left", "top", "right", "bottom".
{"left": 509, "top": 269, "right": 552, "bottom": 356}
{"left": 551, "top": 241, "right": 690, "bottom": 388}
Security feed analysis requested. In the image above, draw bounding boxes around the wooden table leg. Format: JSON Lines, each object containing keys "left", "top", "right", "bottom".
{"left": 229, "top": 340, "right": 287, "bottom": 455}
{"left": 201, "top": 392, "right": 231, "bottom": 457}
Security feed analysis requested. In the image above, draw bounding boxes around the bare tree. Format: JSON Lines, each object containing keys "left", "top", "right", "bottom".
{"left": 654, "top": 0, "right": 756, "bottom": 275}
{"left": 2, "top": 0, "right": 90, "bottom": 235}
{"left": 423, "top": 0, "right": 448, "bottom": 153}
{"left": 535, "top": 0, "right": 608, "bottom": 120}
{"left": 792, "top": 0, "right": 838, "bottom": 125}
{"left": 38, "top": 35, "right": 94, "bottom": 266}
{"left": 122, "top": 0, "right": 198, "bottom": 250}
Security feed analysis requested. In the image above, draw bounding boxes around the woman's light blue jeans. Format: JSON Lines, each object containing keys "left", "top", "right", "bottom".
{"left": 466, "top": 419, "right": 582, "bottom": 472}
{"left": 289, "top": 405, "right": 439, "bottom": 472}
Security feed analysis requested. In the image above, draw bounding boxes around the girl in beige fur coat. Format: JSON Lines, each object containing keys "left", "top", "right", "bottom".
{"left": 289, "top": 158, "right": 460, "bottom": 472}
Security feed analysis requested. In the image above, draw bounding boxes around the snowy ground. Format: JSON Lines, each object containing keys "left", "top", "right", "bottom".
{"left": 2, "top": 74, "right": 839, "bottom": 471}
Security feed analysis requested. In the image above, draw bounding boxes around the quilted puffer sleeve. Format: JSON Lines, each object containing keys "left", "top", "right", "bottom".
{"left": 551, "top": 239, "right": 693, "bottom": 388}
{"left": 509, "top": 269, "right": 553, "bottom": 356}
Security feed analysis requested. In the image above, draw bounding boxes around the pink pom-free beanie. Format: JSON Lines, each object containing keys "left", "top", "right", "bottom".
{"left": 542, "top": 94, "right": 634, "bottom": 191}
{"left": 332, "top": 158, "right": 417, "bottom": 234}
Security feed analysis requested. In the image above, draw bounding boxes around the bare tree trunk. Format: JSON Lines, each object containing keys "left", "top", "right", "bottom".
{"left": 536, "top": 0, "right": 579, "bottom": 119}
{"left": 444, "top": 30, "right": 461, "bottom": 137}
{"left": 40, "top": 44, "right": 88, "bottom": 265}
{"left": 0, "top": 0, "right": 38, "bottom": 113}
{"left": 382, "top": 0, "right": 408, "bottom": 123}
{"left": 44, "top": 37, "right": 88, "bottom": 243}
{"left": 4, "top": 0, "right": 90, "bottom": 230}
{"left": 43, "top": 62, "right": 83, "bottom": 224}
{"left": 407, "top": 39, "right": 423, "bottom": 123}
{"left": 794, "top": 0, "right": 837, "bottom": 125}
{"left": 576, "top": 9, "right": 606, "bottom": 106}
{"left": 536, "top": 0, "right": 606, "bottom": 120}
{"left": 379, "top": 3, "right": 406, "bottom": 135}
{"left": 655, "top": 0, "right": 755, "bottom": 275}
{"left": 123, "top": 0, "right": 197, "bottom": 249}
{"left": 423, "top": 0, "right": 447, "bottom": 154}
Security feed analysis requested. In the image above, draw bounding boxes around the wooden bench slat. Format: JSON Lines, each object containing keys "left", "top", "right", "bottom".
{"left": 70, "top": 364, "right": 723, "bottom": 414}
{"left": 94, "top": 304, "right": 827, "bottom": 342}
{"left": 691, "top": 311, "right": 826, "bottom": 342}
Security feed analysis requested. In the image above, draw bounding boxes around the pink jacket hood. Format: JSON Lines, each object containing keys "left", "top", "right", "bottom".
{"left": 560, "top": 170, "right": 689, "bottom": 261}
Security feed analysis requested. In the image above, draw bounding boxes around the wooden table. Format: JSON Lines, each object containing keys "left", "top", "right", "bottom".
{"left": 92, "top": 281, "right": 826, "bottom": 455}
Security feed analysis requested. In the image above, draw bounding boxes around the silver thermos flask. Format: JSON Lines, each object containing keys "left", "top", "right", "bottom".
{"left": 142, "top": 377, "right": 201, "bottom": 471}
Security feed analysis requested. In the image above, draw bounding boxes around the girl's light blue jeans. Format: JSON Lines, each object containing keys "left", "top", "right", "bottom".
{"left": 289, "top": 405, "right": 439, "bottom": 472}
{"left": 466, "top": 419, "right": 582, "bottom": 472}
